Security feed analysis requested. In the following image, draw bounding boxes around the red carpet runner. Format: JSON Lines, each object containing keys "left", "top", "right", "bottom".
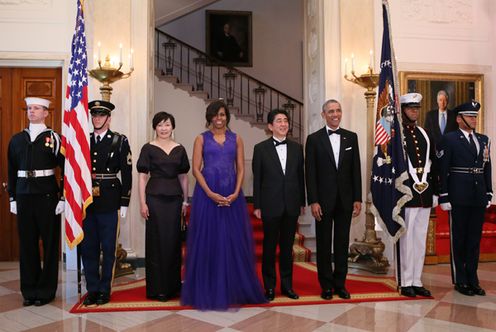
{"left": 70, "top": 262, "right": 426, "bottom": 313}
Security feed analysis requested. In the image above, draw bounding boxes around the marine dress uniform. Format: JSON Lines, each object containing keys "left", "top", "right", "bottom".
{"left": 81, "top": 100, "right": 132, "bottom": 305}
{"left": 398, "top": 93, "right": 437, "bottom": 298}
{"left": 438, "top": 101, "right": 492, "bottom": 296}
{"left": 7, "top": 97, "right": 64, "bottom": 306}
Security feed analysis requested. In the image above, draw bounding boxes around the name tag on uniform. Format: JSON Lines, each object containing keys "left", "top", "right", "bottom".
{"left": 92, "top": 185, "right": 100, "bottom": 197}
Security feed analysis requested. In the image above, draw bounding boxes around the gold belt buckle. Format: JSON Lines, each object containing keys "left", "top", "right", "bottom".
{"left": 92, "top": 185, "right": 100, "bottom": 197}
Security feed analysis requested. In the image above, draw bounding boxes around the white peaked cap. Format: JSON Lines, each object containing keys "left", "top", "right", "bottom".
{"left": 25, "top": 97, "right": 51, "bottom": 108}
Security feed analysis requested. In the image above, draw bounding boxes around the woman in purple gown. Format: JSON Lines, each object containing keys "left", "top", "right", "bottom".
{"left": 181, "top": 100, "right": 266, "bottom": 310}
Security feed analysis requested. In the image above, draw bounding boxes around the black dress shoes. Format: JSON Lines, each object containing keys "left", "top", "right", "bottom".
{"left": 96, "top": 292, "right": 110, "bottom": 305}
{"left": 454, "top": 284, "right": 475, "bottom": 296}
{"left": 412, "top": 286, "right": 431, "bottom": 297}
{"left": 470, "top": 285, "right": 486, "bottom": 296}
{"left": 282, "top": 289, "right": 299, "bottom": 300}
{"left": 83, "top": 292, "right": 98, "bottom": 306}
{"left": 400, "top": 286, "right": 416, "bottom": 297}
{"left": 334, "top": 288, "right": 351, "bottom": 299}
{"left": 34, "top": 298, "right": 53, "bottom": 306}
{"left": 265, "top": 289, "right": 275, "bottom": 301}
{"left": 321, "top": 289, "right": 333, "bottom": 300}
{"left": 156, "top": 294, "right": 169, "bottom": 302}
{"left": 23, "top": 299, "right": 35, "bottom": 306}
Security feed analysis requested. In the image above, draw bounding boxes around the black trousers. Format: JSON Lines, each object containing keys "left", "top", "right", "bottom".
{"left": 81, "top": 211, "right": 118, "bottom": 294}
{"left": 261, "top": 212, "right": 298, "bottom": 292}
{"left": 16, "top": 193, "right": 60, "bottom": 301}
{"left": 315, "top": 202, "right": 352, "bottom": 290}
{"left": 449, "top": 205, "right": 485, "bottom": 285}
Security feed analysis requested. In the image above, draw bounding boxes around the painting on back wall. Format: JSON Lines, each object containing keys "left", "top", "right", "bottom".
{"left": 206, "top": 10, "right": 252, "bottom": 67}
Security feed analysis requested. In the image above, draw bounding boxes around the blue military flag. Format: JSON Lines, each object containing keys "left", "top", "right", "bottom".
{"left": 370, "top": 0, "right": 412, "bottom": 243}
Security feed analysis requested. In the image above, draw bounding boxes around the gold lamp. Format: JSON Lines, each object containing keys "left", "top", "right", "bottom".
{"left": 88, "top": 44, "right": 134, "bottom": 101}
{"left": 345, "top": 52, "right": 389, "bottom": 274}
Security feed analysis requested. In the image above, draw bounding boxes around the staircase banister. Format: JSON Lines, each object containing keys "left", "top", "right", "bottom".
{"left": 156, "top": 29, "right": 303, "bottom": 105}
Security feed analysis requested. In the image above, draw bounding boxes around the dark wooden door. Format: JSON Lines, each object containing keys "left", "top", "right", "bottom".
{"left": 0, "top": 67, "right": 62, "bottom": 261}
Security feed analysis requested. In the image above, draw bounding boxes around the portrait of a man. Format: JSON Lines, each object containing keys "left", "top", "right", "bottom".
{"left": 206, "top": 10, "right": 252, "bottom": 67}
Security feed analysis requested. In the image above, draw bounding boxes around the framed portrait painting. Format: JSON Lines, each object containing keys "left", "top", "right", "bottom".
{"left": 206, "top": 10, "right": 252, "bottom": 67}
{"left": 399, "top": 71, "right": 484, "bottom": 131}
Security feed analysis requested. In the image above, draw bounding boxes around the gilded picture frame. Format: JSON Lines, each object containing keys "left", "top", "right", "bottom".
{"left": 399, "top": 71, "right": 484, "bottom": 132}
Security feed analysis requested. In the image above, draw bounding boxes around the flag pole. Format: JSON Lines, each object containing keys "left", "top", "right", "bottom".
{"left": 77, "top": 244, "right": 82, "bottom": 299}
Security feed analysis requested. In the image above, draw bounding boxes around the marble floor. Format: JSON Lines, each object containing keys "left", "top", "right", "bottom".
{"left": 0, "top": 261, "right": 495, "bottom": 331}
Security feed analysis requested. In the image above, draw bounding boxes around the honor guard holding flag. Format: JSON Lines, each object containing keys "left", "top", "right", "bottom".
{"left": 398, "top": 93, "right": 438, "bottom": 298}
{"left": 7, "top": 97, "right": 65, "bottom": 306}
{"left": 438, "top": 100, "right": 492, "bottom": 296}
{"left": 81, "top": 100, "right": 132, "bottom": 306}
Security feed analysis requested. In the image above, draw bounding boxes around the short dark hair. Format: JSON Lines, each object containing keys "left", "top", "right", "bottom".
{"left": 205, "top": 100, "right": 230, "bottom": 127}
{"left": 267, "top": 109, "right": 289, "bottom": 124}
{"left": 152, "top": 111, "right": 175, "bottom": 130}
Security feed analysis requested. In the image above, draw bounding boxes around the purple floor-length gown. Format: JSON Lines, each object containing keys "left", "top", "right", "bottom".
{"left": 181, "top": 130, "right": 266, "bottom": 310}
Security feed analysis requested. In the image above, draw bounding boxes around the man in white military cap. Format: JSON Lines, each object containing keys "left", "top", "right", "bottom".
{"left": 7, "top": 97, "right": 65, "bottom": 306}
{"left": 397, "top": 93, "right": 438, "bottom": 297}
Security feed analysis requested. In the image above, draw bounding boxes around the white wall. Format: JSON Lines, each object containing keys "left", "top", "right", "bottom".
{"left": 154, "top": 76, "right": 269, "bottom": 196}
{"left": 158, "top": 0, "right": 304, "bottom": 101}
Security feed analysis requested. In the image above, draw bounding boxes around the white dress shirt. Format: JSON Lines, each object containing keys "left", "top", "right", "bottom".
{"left": 326, "top": 126, "right": 340, "bottom": 168}
{"left": 94, "top": 130, "right": 108, "bottom": 144}
{"left": 273, "top": 136, "right": 287, "bottom": 175}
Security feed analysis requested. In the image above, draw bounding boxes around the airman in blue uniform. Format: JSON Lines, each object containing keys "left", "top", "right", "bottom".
{"left": 438, "top": 100, "right": 492, "bottom": 296}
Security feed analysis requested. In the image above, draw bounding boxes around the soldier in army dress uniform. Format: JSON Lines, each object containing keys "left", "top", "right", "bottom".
{"left": 81, "top": 100, "right": 132, "bottom": 306}
{"left": 397, "top": 93, "right": 437, "bottom": 298}
{"left": 438, "top": 101, "right": 492, "bottom": 296}
{"left": 7, "top": 97, "right": 65, "bottom": 306}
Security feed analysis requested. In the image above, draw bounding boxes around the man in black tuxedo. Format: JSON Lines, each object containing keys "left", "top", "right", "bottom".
{"left": 305, "top": 99, "right": 362, "bottom": 300}
{"left": 423, "top": 90, "right": 458, "bottom": 148}
{"left": 252, "top": 109, "right": 305, "bottom": 301}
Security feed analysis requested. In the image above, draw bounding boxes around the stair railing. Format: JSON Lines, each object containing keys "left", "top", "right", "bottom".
{"left": 155, "top": 29, "right": 303, "bottom": 143}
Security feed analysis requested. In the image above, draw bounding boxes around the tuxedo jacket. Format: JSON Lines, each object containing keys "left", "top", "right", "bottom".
{"left": 252, "top": 138, "right": 305, "bottom": 218}
{"left": 305, "top": 127, "right": 362, "bottom": 213}
{"left": 423, "top": 109, "right": 458, "bottom": 147}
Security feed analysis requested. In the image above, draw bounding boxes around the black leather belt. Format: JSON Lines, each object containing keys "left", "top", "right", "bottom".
{"left": 450, "top": 167, "right": 484, "bottom": 174}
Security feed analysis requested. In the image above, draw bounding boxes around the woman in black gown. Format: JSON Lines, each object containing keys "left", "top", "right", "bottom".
{"left": 137, "top": 112, "right": 190, "bottom": 301}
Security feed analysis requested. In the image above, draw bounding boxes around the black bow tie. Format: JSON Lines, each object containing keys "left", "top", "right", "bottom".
{"left": 328, "top": 129, "right": 341, "bottom": 136}
{"left": 273, "top": 139, "right": 287, "bottom": 146}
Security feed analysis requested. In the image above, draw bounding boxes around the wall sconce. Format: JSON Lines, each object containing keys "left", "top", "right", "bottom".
{"left": 89, "top": 42, "right": 134, "bottom": 102}
{"left": 162, "top": 39, "right": 177, "bottom": 75}
{"left": 282, "top": 100, "right": 295, "bottom": 136}
{"left": 193, "top": 56, "right": 206, "bottom": 91}
{"left": 223, "top": 70, "right": 237, "bottom": 106}
{"left": 254, "top": 86, "right": 266, "bottom": 122}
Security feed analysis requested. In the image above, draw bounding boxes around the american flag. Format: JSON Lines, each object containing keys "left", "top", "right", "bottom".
{"left": 61, "top": 0, "right": 92, "bottom": 249}
{"left": 370, "top": 0, "right": 412, "bottom": 243}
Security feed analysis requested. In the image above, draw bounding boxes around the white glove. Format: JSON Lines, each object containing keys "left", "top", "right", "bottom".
{"left": 120, "top": 206, "right": 127, "bottom": 218}
{"left": 55, "top": 200, "right": 65, "bottom": 215}
{"left": 440, "top": 202, "right": 452, "bottom": 211}
{"left": 10, "top": 201, "right": 17, "bottom": 215}
{"left": 432, "top": 195, "right": 439, "bottom": 208}
{"left": 487, "top": 201, "right": 491, "bottom": 209}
